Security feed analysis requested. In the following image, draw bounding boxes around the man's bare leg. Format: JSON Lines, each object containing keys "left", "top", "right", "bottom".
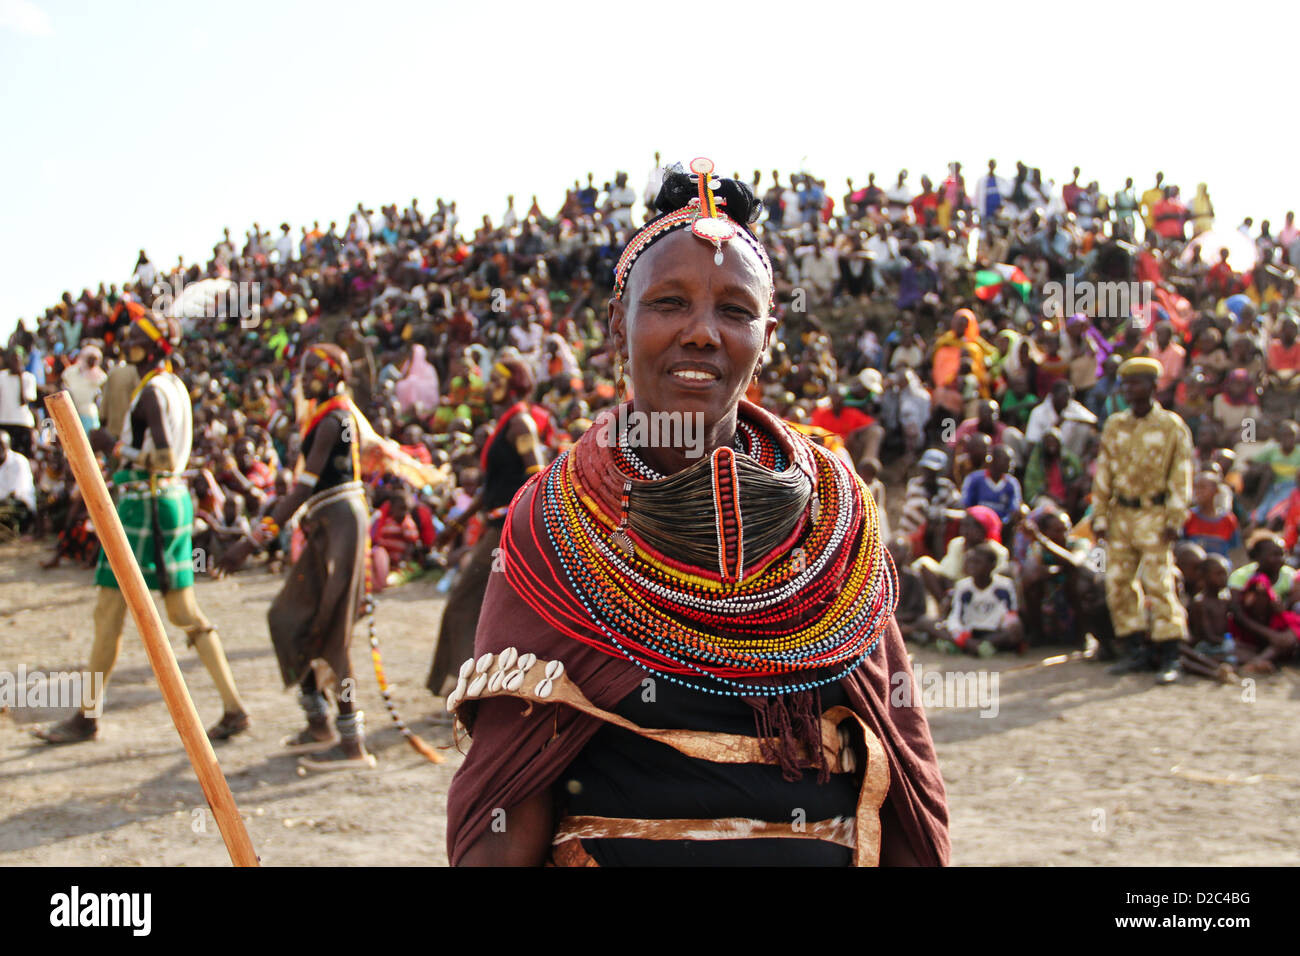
{"left": 163, "top": 587, "right": 250, "bottom": 739}
{"left": 33, "top": 588, "right": 128, "bottom": 743}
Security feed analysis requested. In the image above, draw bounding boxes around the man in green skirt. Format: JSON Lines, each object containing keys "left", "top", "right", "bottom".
{"left": 35, "top": 313, "right": 251, "bottom": 743}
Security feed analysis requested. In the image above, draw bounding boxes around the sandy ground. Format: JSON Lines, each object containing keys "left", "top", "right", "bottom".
{"left": 2, "top": 538, "right": 1298, "bottom": 867}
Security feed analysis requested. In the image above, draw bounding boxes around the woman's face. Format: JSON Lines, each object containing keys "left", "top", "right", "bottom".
{"left": 610, "top": 230, "right": 774, "bottom": 433}
{"left": 1257, "top": 541, "right": 1284, "bottom": 577}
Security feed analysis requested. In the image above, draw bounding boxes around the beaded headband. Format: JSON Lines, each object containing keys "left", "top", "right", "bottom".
{"left": 133, "top": 314, "right": 173, "bottom": 356}
{"left": 613, "top": 157, "right": 774, "bottom": 310}
{"left": 306, "top": 344, "right": 346, "bottom": 376}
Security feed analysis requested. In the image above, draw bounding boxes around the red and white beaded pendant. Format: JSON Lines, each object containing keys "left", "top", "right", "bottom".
{"left": 688, "top": 156, "right": 736, "bottom": 265}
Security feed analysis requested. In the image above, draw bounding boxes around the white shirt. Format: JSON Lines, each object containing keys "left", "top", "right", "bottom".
{"left": 866, "top": 234, "right": 900, "bottom": 265}
{"left": 781, "top": 188, "right": 800, "bottom": 222}
{"left": 0, "top": 370, "right": 37, "bottom": 427}
{"left": 1024, "top": 397, "right": 1097, "bottom": 456}
{"left": 799, "top": 248, "right": 838, "bottom": 293}
{"left": 933, "top": 241, "right": 967, "bottom": 269}
{"left": 127, "top": 371, "right": 192, "bottom": 471}
{"left": 62, "top": 363, "right": 107, "bottom": 419}
{"left": 133, "top": 261, "right": 157, "bottom": 289}
{"left": 606, "top": 186, "right": 638, "bottom": 230}
{"left": 886, "top": 184, "right": 913, "bottom": 220}
{"left": 510, "top": 321, "right": 544, "bottom": 357}
{"left": 0, "top": 451, "right": 36, "bottom": 512}
{"left": 644, "top": 166, "right": 666, "bottom": 208}
{"left": 947, "top": 574, "right": 1018, "bottom": 632}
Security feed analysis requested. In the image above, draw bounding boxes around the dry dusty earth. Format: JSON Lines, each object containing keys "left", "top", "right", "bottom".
{"left": 2, "top": 538, "right": 1298, "bottom": 867}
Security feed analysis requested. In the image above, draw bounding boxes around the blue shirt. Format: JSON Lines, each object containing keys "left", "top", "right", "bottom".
{"left": 961, "top": 470, "right": 1022, "bottom": 523}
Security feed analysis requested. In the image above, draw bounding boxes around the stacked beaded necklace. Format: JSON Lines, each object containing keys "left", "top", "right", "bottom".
{"left": 500, "top": 402, "right": 897, "bottom": 697}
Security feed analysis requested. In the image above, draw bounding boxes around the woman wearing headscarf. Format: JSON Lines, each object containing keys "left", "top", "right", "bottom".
{"left": 930, "top": 308, "right": 997, "bottom": 415}
{"left": 446, "top": 160, "right": 948, "bottom": 867}
{"left": 61, "top": 346, "right": 108, "bottom": 433}
{"left": 394, "top": 342, "right": 441, "bottom": 417}
{"left": 912, "top": 504, "right": 1010, "bottom": 605}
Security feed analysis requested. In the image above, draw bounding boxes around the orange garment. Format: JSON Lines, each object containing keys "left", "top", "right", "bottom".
{"left": 931, "top": 331, "right": 995, "bottom": 391}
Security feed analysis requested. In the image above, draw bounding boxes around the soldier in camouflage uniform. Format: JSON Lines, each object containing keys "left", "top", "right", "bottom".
{"left": 1092, "top": 357, "right": 1194, "bottom": 684}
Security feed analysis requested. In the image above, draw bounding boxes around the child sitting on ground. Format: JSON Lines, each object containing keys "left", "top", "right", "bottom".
{"left": 1183, "top": 471, "right": 1241, "bottom": 558}
{"left": 1189, "top": 554, "right": 1237, "bottom": 665}
{"left": 938, "top": 542, "right": 1023, "bottom": 657}
{"left": 370, "top": 490, "right": 422, "bottom": 591}
{"left": 1231, "top": 572, "right": 1300, "bottom": 675}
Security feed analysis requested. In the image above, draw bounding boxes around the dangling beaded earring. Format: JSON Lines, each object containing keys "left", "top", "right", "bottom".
{"left": 616, "top": 353, "right": 628, "bottom": 402}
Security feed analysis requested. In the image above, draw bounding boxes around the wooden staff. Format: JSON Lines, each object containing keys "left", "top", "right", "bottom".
{"left": 45, "top": 390, "right": 259, "bottom": 868}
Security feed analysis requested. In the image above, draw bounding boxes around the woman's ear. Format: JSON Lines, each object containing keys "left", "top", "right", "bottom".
{"left": 608, "top": 296, "right": 626, "bottom": 355}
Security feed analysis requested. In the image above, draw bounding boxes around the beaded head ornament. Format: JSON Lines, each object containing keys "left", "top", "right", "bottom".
{"left": 613, "top": 157, "right": 774, "bottom": 310}
{"left": 132, "top": 313, "right": 176, "bottom": 357}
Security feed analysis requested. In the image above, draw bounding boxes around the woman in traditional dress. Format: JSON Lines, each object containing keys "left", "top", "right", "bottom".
{"left": 220, "top": 344, "right": 374, "bottom": 771}
{"left": 394, "top": 342, "right": 441, "bottom": 418}
{"left": 446, "top": 160, "right": 948, "bottom": 866}
{"left": 426, "top": 357, "right": 545, "bottom": 701}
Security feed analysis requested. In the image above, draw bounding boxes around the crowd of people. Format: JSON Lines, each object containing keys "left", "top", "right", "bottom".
{"left": 4, "top": 154, "right": 1300, "bottom": 684}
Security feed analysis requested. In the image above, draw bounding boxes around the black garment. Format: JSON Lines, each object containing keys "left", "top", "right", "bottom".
{"left": 426, "top": 524, "right": 501, "bottom": 697}
{"left": 481, "top": 411, "right": 530, "bottom": 522}
{"left": 1, "top": 424, "right": 33, "bottom": 458}
{"left": 300, "top": 409, "right": 357, "bottom": 491}
{"left": 558, "top": 679, "right": 859, "bottom": 866}
{"left": 839, "top": 256, "right": 875, "bottom": 297}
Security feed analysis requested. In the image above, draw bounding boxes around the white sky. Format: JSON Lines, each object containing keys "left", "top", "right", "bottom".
{"left": 3, "top": 0, "right": 1298, "bottom": 338}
